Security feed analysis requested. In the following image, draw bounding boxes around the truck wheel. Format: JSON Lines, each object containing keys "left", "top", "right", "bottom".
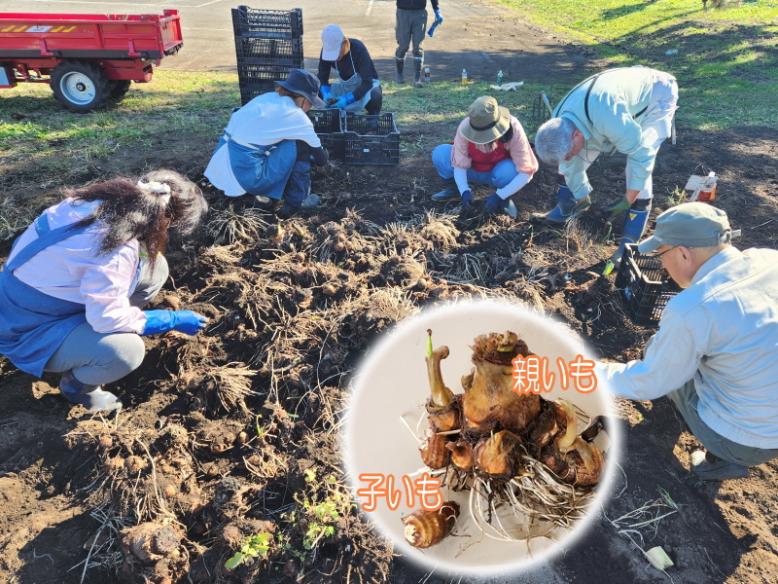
{"left": 109, "top": 80, "right": 132, "bottom": 101}
{"left": 51, "top": 61, "right": 110, "bottom": 112}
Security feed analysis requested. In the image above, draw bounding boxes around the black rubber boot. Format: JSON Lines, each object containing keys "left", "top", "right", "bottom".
{"left": 413, "top": 57, "right": 423, "bottom": 88}
{"left": 395, "top": 57, "right": 405, "bottom": 84}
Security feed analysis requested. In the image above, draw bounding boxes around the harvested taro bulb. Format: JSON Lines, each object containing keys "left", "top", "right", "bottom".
{"left": 446, "top": 439, "right": 474, "bottom": 472}
{"left": 420, "top": 432, "right": 450, "bottom": 469}
{"left": 461, "top": 331, "right": 540, "bottom": 435}
{"left": 541, "top": 400, "right": 605, "bottom": 486}
{"left": 425, "top": 330, "right": 460, "bottom": 432}
{"left": 474, "top": 430, "right": 522, "bottom": 477}
{"left": 543, "top": 438, "right": 604, "bottom": 487}
{"left": 529, "top": 399, "right": 564, "bottom": 450}
{"left": 403, "top": 501, "right": 460, "bottom": 548}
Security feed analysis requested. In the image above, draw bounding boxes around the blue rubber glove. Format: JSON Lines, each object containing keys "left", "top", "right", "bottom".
{"left": 328, "top": 92, "right": 356, "bottom": 110}
{"left": 461, "top": 189, "right": 473, "bottom": 211}
{"left": 141, "top": 310, "right": 208, "bottom": 336}
{"left": 320, "top": 84, "right": 332, "bottom": 101}
{"left": 434, "top": 8, "right": 443, "bottom": 25}
{"left": 484, "top": 193, "right": 506, "bottom": 215}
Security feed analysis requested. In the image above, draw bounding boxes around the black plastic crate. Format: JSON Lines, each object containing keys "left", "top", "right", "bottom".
{"left": 304, "top": 110, "right": 346, "bottom": 161}
{"left": 234, "top": 36, "right": 303, "bottom": 64}
{"left": 345, "top": 112, "right": 397, "bottom": 135}
{"left": 320, "top": 133, "right": 346, "bottom": 161}
{"left": 231, "top": 6, "right": 303, "bottom": 39}
{"left": 307, "top": 109, "right": 345, "bottom": 133}
{"left": 238, "top": 81, "right": 276, "bottom": 105}
{"left": 237, "top": 61, "right": 297, "bottom": 82}
{"left": 615, "top": 244, "right": 680, "bottom": 325}
{"left": 343, "top": 113, "right": 400, "bottom": 165}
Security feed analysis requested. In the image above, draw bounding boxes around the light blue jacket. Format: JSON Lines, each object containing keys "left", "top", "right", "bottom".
{"left": 554, "top": 66, "right": 666, "bottom": 198}
{"left": 597, "top": 247, "right": 778, "bottom": 449}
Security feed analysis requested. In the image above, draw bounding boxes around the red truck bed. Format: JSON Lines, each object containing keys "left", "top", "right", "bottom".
{"left": 0, "top": 10, "right": 183, "bottom": 60}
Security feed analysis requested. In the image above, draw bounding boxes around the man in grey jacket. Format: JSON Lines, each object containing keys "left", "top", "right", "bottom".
{"left": 596, "top": 203, "right": 778, "bottom": 480}
{"left": 395, "top": 0, "right": 442, "bottom": 87}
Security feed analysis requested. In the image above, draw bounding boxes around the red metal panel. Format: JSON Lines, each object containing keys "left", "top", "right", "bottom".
{"left": 0, "top": 11, "right": 182, "bottom": 59}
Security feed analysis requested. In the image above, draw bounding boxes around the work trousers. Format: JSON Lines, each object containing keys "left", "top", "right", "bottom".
{"left": 668, "top": 380, "right": 778, "bottom": 467}
{"left": 395, "top": 8, "right": 427, "bottom": 59}
{"left": 44, "top": 255, "right": 168, "bottom": 386}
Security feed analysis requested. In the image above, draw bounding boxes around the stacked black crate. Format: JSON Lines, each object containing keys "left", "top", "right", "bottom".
{"left": 232, "top": 6, "right": 304, "bottom": 105}
{"left": 344, "top": 113, "right": 400, "bottom": 165}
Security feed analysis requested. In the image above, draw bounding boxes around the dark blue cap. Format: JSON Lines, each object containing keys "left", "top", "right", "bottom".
{"left": 275, "top": 69, "right": 325, "bottom": 109}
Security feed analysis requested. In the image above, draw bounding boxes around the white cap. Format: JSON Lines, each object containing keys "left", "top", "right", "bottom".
{"left": 321, "top": 24, "right": 345, "bottom": 61}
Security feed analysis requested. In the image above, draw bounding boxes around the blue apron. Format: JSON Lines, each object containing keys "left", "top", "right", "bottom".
{"left": 0, "top": 215, "right": 89, "bottom": 377}
{"left": 219, "top": 133, "right": 296, "bottom": 199}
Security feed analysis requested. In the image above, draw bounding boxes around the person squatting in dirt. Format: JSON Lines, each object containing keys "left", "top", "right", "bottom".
{"left": 532, "top": 66, "right": 678, "bottom": 272}
{"left": 394, "top": 0, "right": 443, "bottom": 87}
{"left": 205, "top": 69, "right": 329, "bottom": 218}
{"left": 431, "top": 95, "right": 539, "bottom": 217}
{"left": 0, "top": 170, "right": 209, "bottom": 412}
{"left": 318, "top": 24, "right": 383, "bottom": 115}
{"left": 596, "top": 203, "right": 778, "bottom": 481}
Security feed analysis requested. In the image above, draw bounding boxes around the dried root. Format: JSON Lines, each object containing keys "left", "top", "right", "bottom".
{"left": 206, "top": 207, "right": 269, "bottom": 245}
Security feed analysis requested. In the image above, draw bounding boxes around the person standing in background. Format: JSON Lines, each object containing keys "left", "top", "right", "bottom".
{"left": 395, "top": 0, "right": 442, "bottom": 87}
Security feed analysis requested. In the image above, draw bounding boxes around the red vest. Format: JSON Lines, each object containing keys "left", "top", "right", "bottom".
{"left": 467, "top": 140, "right": 509, "bottom": 172}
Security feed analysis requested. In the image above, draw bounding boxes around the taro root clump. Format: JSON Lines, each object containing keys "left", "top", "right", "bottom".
{"left": 407, "top": 330, "right": 607, "bottom": 549}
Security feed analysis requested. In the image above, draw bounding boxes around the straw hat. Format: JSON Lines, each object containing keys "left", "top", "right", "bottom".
{"left": 462, "top": 96, "right": 511, "bottom": 144}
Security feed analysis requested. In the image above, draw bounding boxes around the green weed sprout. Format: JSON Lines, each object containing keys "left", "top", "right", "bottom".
{"left": 224, "top": 532, "right": 273, "bottom": 570}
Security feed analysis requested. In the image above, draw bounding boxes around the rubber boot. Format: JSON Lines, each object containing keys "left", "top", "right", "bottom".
{"left": 603, "top": 199, "right": 651, "bottom": 275}
{"left": 431, "top": 182, "right": 459, "bottom": 202}
{"left": 530, "top": 185, "right": 591, "bottom": 224}
{"left": 413, "top": 56, "right": 424, "bottom": 88}
{"left": 395, "top": 57, "right": 405, "bottom": 84}
{"left": 60, "top": 370, "right": 122, "bottom": 412}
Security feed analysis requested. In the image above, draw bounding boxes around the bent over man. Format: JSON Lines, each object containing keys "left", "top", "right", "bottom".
{"left": 533, "top": 66, "right": 678, "bottom": 271}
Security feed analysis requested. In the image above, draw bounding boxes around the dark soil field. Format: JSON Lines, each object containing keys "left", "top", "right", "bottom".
{"left": 1, "top": 125, "right": 776, "bottom": 583}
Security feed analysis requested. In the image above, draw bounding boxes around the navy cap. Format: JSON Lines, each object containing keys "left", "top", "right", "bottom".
{"left": 275, "top": 69, "right": 325, "bottom": 109}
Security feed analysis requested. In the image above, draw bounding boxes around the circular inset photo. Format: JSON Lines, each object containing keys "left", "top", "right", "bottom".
{"left": 342, "top": 299, "right": 621, "bottom": 577}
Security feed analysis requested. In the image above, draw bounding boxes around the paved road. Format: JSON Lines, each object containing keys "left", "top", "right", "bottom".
{"left": 0, "top": 0, "right": 591, "bottom": 81}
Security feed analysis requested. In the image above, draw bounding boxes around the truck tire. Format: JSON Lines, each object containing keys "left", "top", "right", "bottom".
{"left": 51, "top": 61, "right": 110, "bottom": 112}
{"left": 109, "top": 80, "right": 132, "bottom": 101}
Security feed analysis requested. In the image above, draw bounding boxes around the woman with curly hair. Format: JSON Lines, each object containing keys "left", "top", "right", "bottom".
{"left": 0, "top": 169, "right": 209, "bottom": 412}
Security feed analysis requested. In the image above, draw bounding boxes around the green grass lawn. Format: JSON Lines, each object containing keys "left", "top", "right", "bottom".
{"left": 498, "top": 0, "right": 778, "bottom": 130}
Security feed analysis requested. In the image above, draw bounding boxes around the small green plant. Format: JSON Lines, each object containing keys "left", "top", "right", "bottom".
{"left": 302, "top": 499, "right": 339, "bottom": 550}
{"left": 281, "top": 470, "right": 351, "bottom": 552}
{"left": 665, "top": 186, "right": 688, "bottom": 207}
{"left": 224, "top": 532, "right": 273, "bottom": 570}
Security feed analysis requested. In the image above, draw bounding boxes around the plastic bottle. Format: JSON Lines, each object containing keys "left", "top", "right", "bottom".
{"left": 461, "top": 68, "right": 468, "bottom": 85}
{"left": 424, "top": 66, "right": 431, "bottom": 84}
{"left": 496, "top": 70, "right": 504, "bottom": 86}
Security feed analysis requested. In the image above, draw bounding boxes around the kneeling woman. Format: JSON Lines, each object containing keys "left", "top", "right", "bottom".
{"left": 431, "top": 96, "right": 538, "bottom": 217}
{"left": 205, "top": 69, "right": 329, "bottom": 217}
{"left": 0, "top": 170, "right": 209, "bottom": 412}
